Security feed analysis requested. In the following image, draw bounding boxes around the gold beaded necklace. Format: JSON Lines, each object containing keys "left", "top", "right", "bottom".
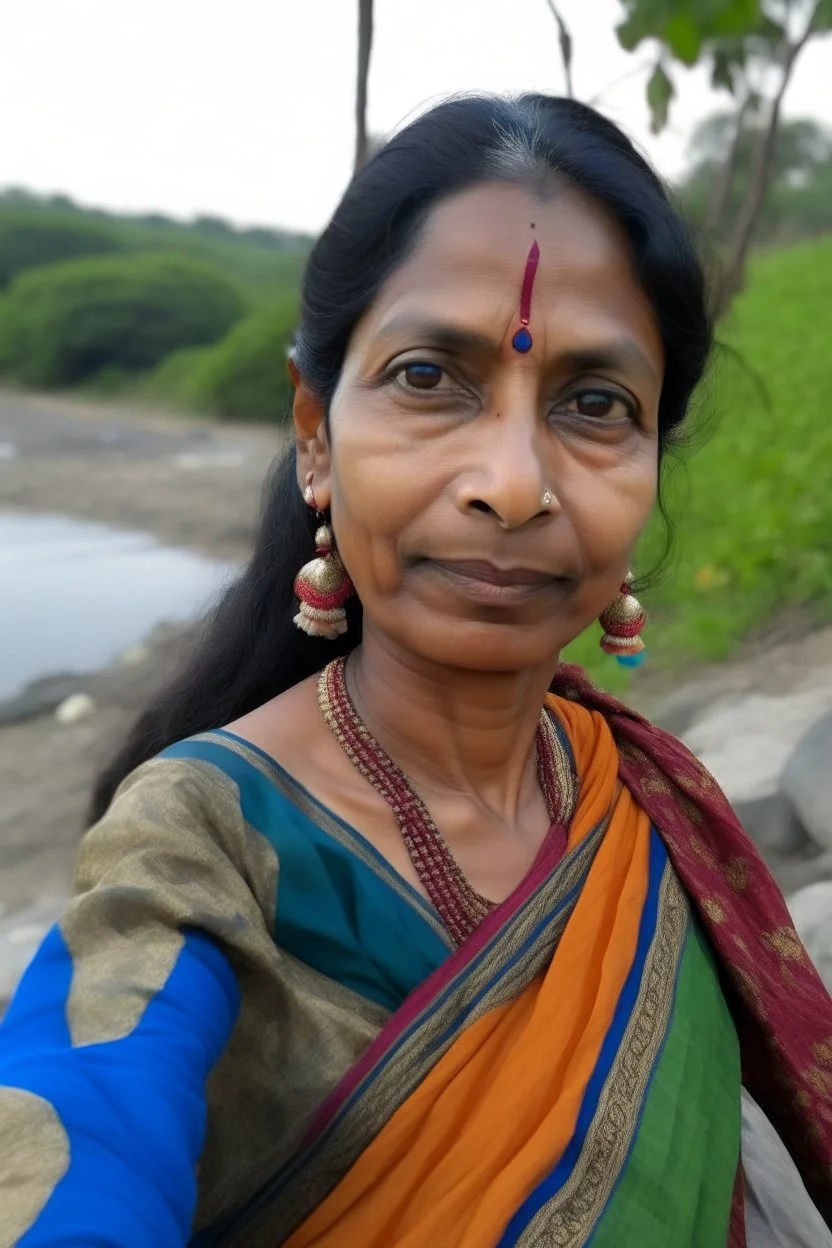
{"left": 318, "top": 656, "right": 573, "bottom": 946}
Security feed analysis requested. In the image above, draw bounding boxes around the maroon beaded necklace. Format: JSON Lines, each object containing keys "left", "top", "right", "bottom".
{"left": 318, "top": 656, "right": 572, "bottom": 946}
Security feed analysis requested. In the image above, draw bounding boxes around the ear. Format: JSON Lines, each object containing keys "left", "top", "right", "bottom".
{"left": 292, "top": 380, "right": 332, "bottom": 509}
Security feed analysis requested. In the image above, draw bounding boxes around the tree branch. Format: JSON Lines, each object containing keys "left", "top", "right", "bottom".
{"left": 706, "top": 91, "right": 753, "bottom": 233}
{"left": 542, "top": 0, "right": 574, "bottom": 97}
{"left": 587, "top": 58, "right": 652, "bottom": 106}
{"left": 719, "top": 0, "right": 820, "bottom": 310}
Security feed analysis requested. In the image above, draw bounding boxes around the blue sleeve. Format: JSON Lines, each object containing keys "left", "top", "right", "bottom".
{"left": 0, "top": 923, "right": 240, "bottom": 1246}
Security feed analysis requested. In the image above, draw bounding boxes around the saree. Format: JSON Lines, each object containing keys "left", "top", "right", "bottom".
{"left": 220, "top": 673, "right": 832, "bottom": 1246}
{"left": 230, "top": 694, "right": 740, "bottom": 1247}
{"left": 0, "top": 668, "right": 830, "bottom": 1247}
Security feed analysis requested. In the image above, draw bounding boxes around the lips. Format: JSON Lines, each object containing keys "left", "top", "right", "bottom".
{"left": 429, "top": 559, "right": 557, "bottom": 589}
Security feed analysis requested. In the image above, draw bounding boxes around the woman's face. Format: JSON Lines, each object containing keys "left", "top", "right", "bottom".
{"left": 296, "top": 181, "right": 665, "bottom": 674}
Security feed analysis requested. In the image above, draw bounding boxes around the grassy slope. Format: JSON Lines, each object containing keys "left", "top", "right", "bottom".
{"left": 565, "top": 234, "right": 832, "bottom": 689}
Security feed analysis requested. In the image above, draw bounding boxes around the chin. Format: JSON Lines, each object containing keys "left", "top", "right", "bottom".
{"left": 392, "top": 612, "right": 568, "bottom": 675}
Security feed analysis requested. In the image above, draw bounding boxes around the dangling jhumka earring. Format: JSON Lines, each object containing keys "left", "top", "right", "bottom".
{"left": 292, "top": 476, "right": 353, "bottom": 640}
{"left": 599, "top": 572, "right": 647, "bottom": 667}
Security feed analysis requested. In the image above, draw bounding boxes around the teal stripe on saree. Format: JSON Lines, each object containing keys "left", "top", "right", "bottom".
{"left": 161, "top": 733, "right": 452, "bottom": 1012}
{"left": 589, "top": 920, "right": 741, "bottom": 1247}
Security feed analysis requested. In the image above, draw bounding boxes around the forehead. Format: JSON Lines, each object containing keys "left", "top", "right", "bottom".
{"left": 355, "top": 181, "right": 662, "bottom": 362}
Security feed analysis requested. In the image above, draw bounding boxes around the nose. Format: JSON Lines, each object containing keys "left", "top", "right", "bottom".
{"left": 456, "top": 408, "right": 558, "bottom": 530}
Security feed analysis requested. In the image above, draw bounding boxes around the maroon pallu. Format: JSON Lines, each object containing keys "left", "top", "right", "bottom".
{"left": 552, "top": 666, "right": 832, "bottom": 1234}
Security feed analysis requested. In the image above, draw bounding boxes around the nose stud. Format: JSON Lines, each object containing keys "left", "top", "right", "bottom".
{"left": 542, "top": 489, "right": 554, "bottom": 508}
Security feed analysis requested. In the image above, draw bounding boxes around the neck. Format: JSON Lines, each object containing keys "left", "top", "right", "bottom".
{"left": 348, "top": 628, "right": 558, "bottom": 821}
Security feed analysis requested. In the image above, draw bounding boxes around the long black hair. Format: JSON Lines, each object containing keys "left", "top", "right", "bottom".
{"left": 89, "top": 93, "right": 713, "bottom": 823}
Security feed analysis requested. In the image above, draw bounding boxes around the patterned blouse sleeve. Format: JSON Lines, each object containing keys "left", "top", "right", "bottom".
{"left": 0, "top": 754, "right": 278, "bottom": 1246}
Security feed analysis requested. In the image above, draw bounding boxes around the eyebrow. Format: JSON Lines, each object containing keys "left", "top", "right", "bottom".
{"left": 373, "top": 315, "right": 661, "bottom": 386}
{"left": 374, "top": 315, "right": 497, "bottom": 358}
{"left": 558, "top": 344, "right": 661, "bottom": 387}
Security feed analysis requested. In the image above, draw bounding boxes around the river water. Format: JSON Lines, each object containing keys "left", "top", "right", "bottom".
{"left": 1, "top": 512, "right": 235, "bottom": 701}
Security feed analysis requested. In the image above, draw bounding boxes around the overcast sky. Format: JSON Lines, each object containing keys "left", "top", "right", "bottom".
{"left": 3, "top": 0, "right": 831, "bottom": 234}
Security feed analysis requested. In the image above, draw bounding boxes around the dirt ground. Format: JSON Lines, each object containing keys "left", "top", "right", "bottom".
{"left": 2, "top": 387, "right": 831, "bottom": 917}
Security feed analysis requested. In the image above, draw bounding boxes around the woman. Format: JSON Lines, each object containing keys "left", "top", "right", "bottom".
{"left": 0, "top": 94, "right": 830, "bottom": 1247}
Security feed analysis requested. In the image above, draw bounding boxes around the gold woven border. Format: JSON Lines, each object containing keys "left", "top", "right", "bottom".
{"left": 541, "top": 704, "right": 579, "bottom": 828}
{"left": 517, "top": 864, "right": 689, "bottom": 1248}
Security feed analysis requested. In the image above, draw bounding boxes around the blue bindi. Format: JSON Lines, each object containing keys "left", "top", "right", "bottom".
{"left": 512, "top": 241, "right": 540, "bottom": 354}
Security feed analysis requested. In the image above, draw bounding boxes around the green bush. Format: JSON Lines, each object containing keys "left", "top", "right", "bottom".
{"left": 0, "top": 252, "right": 245, "bottom": 386}
{"left": 166, "top": 299, "right": 299, "bottom": 422}
{"left": 0, "top": 299, "right": 16, "bottom": 374}
{"left": 0, "top": 209, "right": 122, "bottom": 289}
{"left": 146, "top": 345, "right": 214, "bottom": 404}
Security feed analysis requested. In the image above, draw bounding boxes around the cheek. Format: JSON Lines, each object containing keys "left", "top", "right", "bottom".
{"left": 327, "top": 409, "right": 426, "bottom": 591}
{"left": 564, "top": 446, "right": 658, "bottom": 569}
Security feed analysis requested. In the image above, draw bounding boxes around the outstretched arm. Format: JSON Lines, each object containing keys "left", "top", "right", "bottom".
{"left": 0, "top": 754, "right": 275, "bottom": 1246}
{"left": 0, "top": 923, "right": 239, "bottom": 1246}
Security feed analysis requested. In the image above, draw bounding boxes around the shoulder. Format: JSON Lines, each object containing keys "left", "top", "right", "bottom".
{"left": 107, "top": 747, "right": 244, "bottom": 836}
{"left": 79, "top": 745, "right": 279, "bottom": 914}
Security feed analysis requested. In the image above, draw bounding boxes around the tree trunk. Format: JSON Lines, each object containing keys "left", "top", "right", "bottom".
{"left": 706, "top": 94, "right": 752, "bottom": 236}
{"left": 718, "top": 12, "right": 817, "bottom": 313}
{"left": 354, "top": 0, "right": 374, "bottom": 174}
{"left": 543, "top": 0, "right": 574, "bottom": 98}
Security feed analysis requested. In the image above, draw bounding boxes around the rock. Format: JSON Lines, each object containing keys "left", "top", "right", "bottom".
{"left": 767, "top": 848, "right": 832, "bottom": 897}
{"left": 116, "top": 643, "right": 150, "bottom": 667}
{"left": 742, "top": 1088, "right": 832, "bottom": 1245}
{"left": 683, "top": 692, "right": 832, "bottom": 804}
{"left": 781, "top": 711, "right": 832, "bottom": 851}
{"left": 789, "top": 881, "right": 832, "bottom": 991}
{"left": 55, "top": 692, "right": 97, "bottom": 725}
{"left": 0, "top": 673, "right": 82, "bottom": 725}
{"left": 682, "top": 691, "right": 832, "bottom": 856}
{"left": 654, "top": 686, "right": 722, "bottom": 739}
{"left": 732, "top": 791, "right": 808, "bottom": 857}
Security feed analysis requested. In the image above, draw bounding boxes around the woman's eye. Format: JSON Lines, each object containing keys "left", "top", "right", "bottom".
{"left": 397, "top": 362, "right": 445, "bottom": 391}
{"left": 564, "top": 389, "right": 634, "bottom": 422}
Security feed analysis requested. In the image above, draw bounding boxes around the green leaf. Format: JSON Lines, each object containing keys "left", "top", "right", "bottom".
{"left": 617, "top": 0, "right": 764, "bottom": 60}
{"left": 646, "top": 62, "right": 675, "bottom": 134}
{"left": 708, "top": 36, "right": 751, "bottom": 94}
{"left": 665, "top": 14, "right": 702, "bottom": 65}
{"left": 710, "top": 0, "right": 760, "bottom": 38}
{"left": 616, "top": 12, "right": 650, "bottom": 52}
{"left": 812, "top": 0, "right": 832, "bottom": 32}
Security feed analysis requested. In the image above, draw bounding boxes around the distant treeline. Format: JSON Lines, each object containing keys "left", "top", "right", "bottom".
{"left": 0, "top": 190, "right": 311, "bottom": 422}
{"left": 0, "top": 186, "right": 311, "bottom": 255}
